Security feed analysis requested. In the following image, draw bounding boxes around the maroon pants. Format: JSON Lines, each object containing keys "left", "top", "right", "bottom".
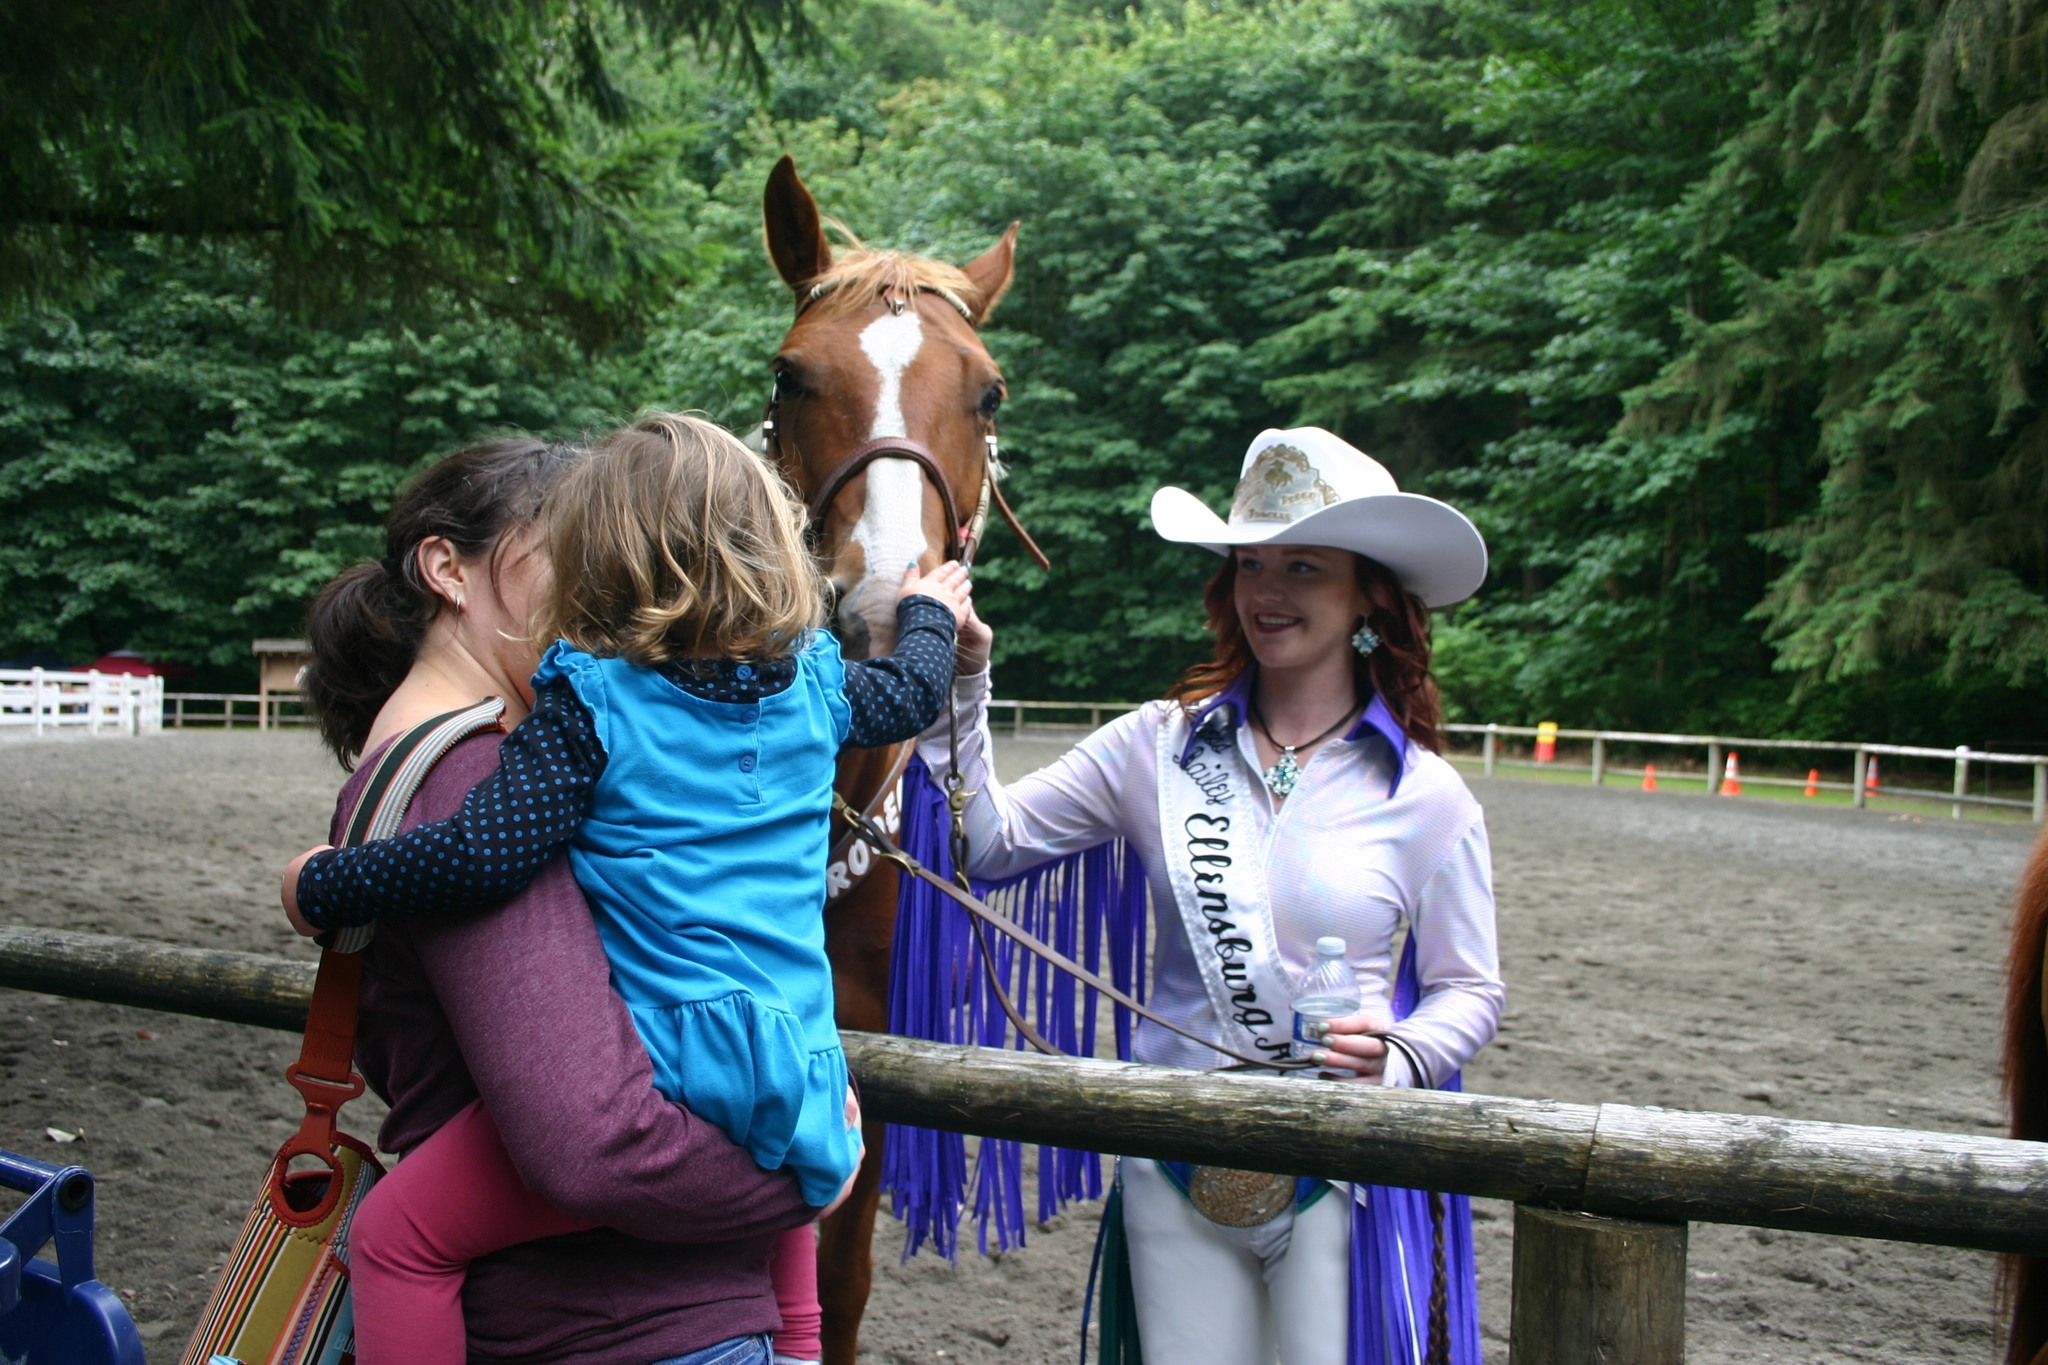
{"left": 349, "top": 1099, "right": 822, "bottom": 1364}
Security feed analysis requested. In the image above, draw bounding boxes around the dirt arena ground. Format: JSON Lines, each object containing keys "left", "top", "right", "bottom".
{"left": 0, "top": 728, "right": 2035, "bottom": 1363}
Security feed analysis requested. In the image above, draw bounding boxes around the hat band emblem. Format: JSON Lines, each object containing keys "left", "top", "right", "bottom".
{"left": 1231, "top": 444, "right": 1338, "bottom": 525}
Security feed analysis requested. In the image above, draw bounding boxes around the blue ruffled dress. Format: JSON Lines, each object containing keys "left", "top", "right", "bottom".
{"left": 535, "top": 634, "right": 860, "bottom": 1208}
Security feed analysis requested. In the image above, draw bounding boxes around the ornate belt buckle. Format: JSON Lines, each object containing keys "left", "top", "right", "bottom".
{"left": 1187, "top": 1166, "right": 1295, "bottom": 1228}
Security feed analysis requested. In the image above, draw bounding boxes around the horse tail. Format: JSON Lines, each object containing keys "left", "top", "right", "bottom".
{"left": 2001, "top": 827, "right": 2048, "bottom": 1365}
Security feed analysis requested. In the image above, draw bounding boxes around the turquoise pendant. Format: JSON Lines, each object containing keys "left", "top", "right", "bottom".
{"left": 1263, "top": 747, "right": 1302, "bottom": 798}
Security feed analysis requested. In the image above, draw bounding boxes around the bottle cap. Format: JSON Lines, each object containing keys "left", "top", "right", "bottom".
{"left": 1315, "top": 936, "right": 1346, "bottom": 957}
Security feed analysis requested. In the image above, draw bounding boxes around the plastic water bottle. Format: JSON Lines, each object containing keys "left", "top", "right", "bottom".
{"left": 1291, "top": 936, "right": 1360, "bottom": 1061}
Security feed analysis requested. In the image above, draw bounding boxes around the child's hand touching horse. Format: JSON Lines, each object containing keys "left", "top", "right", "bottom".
{"left": 898, "top": 560, "right": 973, "bottom": 630}
{"left": 281, "top": 845, "right": 333, "bottom": 938}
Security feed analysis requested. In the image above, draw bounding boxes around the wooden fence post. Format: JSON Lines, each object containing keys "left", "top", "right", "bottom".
{"left": 30, "top": 667, "right": 44, "bottom": 738}
{"left": 1952, "top": 746, "right": 1968, "bottom": 821}
{"left": 1591, "top": 735, "right": 1606, "bottom": 786}
{"left": 1510, "top": 1206, "right": 1686, "bottom": 1365}
{"left": 2036, "top": 762, "right": 2047, "bottom": 824}
{"left": 1484, "top": 724, "right": 1498, "bottom": 777}
{"left": 1705, "top": 741, "right": 1720, "bottom": 800}
{"left": 1855, "top": 747, "right": 1870, "bottom": 809}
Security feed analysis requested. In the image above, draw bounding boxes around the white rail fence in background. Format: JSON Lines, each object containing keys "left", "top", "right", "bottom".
{"left": 989, "top": 700, "right": 2048, "bottom": 824}
{"left": 0, "top": 669, "right": 164, "bottom": 737}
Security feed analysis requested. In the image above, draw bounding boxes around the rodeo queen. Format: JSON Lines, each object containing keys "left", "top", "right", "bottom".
{"left": 918, "top": 427, "right": 1502, "bottom": 1364}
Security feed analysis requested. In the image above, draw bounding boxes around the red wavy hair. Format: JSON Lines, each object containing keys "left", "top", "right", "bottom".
{"left": 1165, "top": 552, "right": 1444, "bottom": 753}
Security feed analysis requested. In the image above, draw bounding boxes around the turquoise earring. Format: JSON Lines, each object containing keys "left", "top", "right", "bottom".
{"left": 1351, "top": 622, "right": 1381, "bottom": 657}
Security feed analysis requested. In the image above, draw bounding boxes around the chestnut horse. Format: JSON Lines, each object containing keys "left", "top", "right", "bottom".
{"left": 758, "top": 155, "right": 1038, "bottom": 1365}
{"left": 2004, "top": 827, "right": 2048, "bottom": 1363}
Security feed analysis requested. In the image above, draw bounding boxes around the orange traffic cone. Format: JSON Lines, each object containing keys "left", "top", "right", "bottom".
{"left": 1642, "top": 763, "right": 1658, "bottom": 792}
{"left": 1864, "top": 755, "right": 1880, "bottom": 793}
{"left": 1804, "top": 768, "right": 1820, "bottom": 798}
{"left": 1719, "top": 751, "right": 1742, "bottom": 796}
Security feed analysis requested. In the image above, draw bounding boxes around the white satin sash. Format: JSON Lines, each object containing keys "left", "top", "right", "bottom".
{"left": 1153, "top": 709, "right": 1298, "bottom": 1067}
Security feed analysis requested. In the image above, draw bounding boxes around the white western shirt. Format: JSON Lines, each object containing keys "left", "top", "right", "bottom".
{"left": 918, "top": 670, "right": 1504, "bottom": 1088}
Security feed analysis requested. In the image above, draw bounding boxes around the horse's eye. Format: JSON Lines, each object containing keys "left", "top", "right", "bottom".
{"left": 979, "top": 385, "right": 1003, "bottom": 419}
{"left": 773, "top": 366, "right": 804, "bottom": 402}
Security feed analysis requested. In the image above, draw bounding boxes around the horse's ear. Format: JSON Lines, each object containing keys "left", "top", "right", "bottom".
{"left": 959, "top": 222, "right": 1019, "bottom": 324}
{"left": 764, "top": 155, "right": 832, "bottom": 296}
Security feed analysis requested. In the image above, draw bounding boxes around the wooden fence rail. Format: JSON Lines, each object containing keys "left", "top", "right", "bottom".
{"left": 0, "top": 924, "right": 2041, "bottom": 1260}
{"left": 160, "top": 692, "right": 311, "bottom": 730}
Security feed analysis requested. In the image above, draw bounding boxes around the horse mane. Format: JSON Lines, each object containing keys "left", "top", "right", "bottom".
{"left": 803, "top": 224, "right": 982, "bottom": 322}
{"left": 2002, "top": 827, "right": 2048, "bottom": 1364}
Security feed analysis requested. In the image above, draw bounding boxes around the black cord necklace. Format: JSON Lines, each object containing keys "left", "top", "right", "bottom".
{"left": 1248, "top": 698, "right": 1358, "bottom": 798}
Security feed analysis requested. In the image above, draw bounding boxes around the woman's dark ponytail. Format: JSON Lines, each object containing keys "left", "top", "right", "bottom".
{"left": 301, "top": 438, "right": 582, "bottom": 768}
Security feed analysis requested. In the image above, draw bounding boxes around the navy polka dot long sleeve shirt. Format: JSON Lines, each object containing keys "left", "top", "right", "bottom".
{"left": 296, "top": 595, "right": 957, "bottom": 931}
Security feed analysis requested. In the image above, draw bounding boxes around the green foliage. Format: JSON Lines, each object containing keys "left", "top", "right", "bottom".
{"left": 6, "top": 0, "right": 2048, "bottom": 743}
{"left": 1264, "top": 0, "right": 1782, "bottom": 729}
{"left": 0, "top": 0, "right": 816, "bottom": 335}
{"left": 1645, "top": 0, "right": 2048, "bottom": 700}
{"left": 0, "top": 245, "right": 622, "bottom": 668}
{"left": 1264, "top": 0, "right": 2048, "bottom": 739}
{"left": 647, "top": 1, "right": 1355, "bottom": 695}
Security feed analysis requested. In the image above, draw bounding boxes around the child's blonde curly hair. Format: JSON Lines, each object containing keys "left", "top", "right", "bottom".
{"left": 537, "top": 412, "right": 825, "bottom": 666}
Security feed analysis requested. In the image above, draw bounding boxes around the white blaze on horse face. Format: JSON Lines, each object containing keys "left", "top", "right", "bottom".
{"left": 861, "top": 310, "right": 922, "bottom": 440}
{"left": 843, "top": 310, "right": 930, "bottom": 658}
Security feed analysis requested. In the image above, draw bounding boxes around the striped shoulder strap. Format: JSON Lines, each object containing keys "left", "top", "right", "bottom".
{"left": 279, "top": 697, "right": 508, "bottom": 1163}
{"left": 342, "top": 695, "right": 511, "bottom": 843}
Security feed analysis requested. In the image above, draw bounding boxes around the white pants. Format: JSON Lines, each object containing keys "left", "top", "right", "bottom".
{"left": 1119, "top": 1158, "right": 1351, "bottom": 1365}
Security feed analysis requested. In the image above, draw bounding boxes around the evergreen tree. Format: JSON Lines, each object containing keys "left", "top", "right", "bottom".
{"left": 1267, "top": 0, "right": 1769, "bottom": 727}
{"left": 0, "top": 245, "right": 624, "bottom": 669}
{"left": 0, "top": 0, "right": 817, "bottom": 336}
{"left": 1640, "top": 0, "right": 2048, "bottom": 711}
{"left": 7, "top": 0, "right": 2047, "bottom": 742}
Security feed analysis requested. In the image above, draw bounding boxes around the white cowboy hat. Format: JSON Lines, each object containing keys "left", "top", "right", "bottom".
{"left": 1149, "top": 427, "right": 1487, "bottom": 607}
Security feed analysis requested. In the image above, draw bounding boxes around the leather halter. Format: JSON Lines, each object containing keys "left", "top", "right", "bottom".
{"left": 764, "top": 281, "right": 1053, "bottom": 569}
{"left": 804, "top": 437, "right": 969, "bottom": 561}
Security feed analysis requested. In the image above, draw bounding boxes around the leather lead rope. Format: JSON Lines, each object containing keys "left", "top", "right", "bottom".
{"left": 825, "top": 744, "right": 914, "bottom": 884}
{"left": 843, "top": 787, "right": 1357, "bottom": 1074}
{"left": 1427, "top": 1190, "right": 1451, "bottom": 1365}
{"left": 842, "top": 784, "right": 1433, "bottom": 1081}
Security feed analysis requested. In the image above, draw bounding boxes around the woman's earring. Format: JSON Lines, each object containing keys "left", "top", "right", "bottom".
{"left": 453, "top": 596, "right": 466, "bottom": 616}
{"left": 1351, "top": 621, "right": 1381, "bottom": 657}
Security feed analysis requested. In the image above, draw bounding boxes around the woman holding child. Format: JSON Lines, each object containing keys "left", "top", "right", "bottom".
{"left": 921, "top": 427, "right": 1504, "bottom": 1364}
{"left": 290, "top": 415, "right": 971, "bottom": 1365}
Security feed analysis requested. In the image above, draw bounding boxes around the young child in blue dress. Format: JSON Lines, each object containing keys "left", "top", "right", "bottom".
{"left": 280, "top": 412, "right": 972, "bottom": 1365}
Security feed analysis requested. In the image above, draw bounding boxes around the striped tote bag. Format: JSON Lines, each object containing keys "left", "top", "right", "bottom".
{"left": 181, "top": 699, "right": 506, "bottom": 1365}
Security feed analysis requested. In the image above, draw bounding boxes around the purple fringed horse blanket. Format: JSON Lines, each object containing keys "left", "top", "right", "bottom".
{"left": 883, "top": 754, "right": 1148, "bottom": 1256}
